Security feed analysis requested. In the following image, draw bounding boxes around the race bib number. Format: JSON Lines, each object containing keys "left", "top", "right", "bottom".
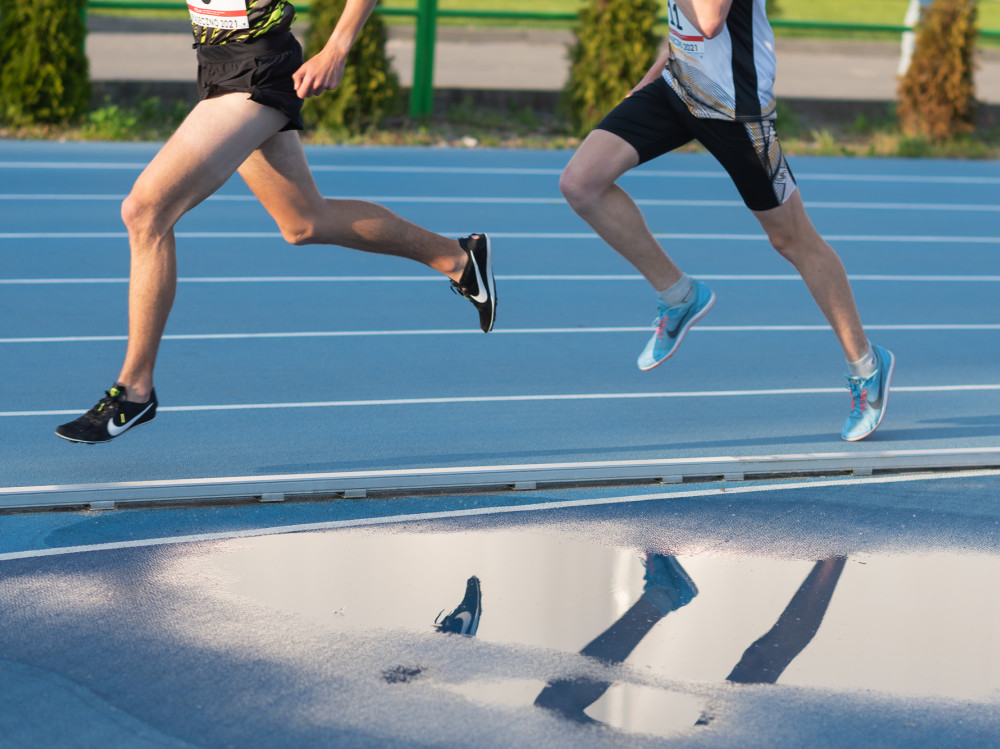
{"left": 188, "top": 0, "right": 249, "bottom": 30}
{"left": 667, "top": 1, "right": 705, "bottom": 56}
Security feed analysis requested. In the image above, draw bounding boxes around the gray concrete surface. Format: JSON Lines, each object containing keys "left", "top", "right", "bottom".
{"left": 84, "top": 19, "right": 1000, "bottom": 105}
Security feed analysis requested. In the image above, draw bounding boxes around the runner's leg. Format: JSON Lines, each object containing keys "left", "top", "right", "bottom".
{"left": 559, "top": 129, "right": 684, "bottom": 291}
{"left": 117, "top": 93, "right": 289, "bottom": 401}
{"left": 753, "top": 192, "right": 869, "bottom": 361}
{"left": 237, "top": 130, "right": 468, "bottom": 280}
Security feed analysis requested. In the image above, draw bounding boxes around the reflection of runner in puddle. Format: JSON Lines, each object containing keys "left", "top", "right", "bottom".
{"left": 535, "top": 555, "right": 845, "bottom": 726}
{"left": 381, "top": 556, "right": 844, "bottom": 726}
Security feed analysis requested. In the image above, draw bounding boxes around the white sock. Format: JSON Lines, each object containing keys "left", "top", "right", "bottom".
{"left": 847, "top": 343, "right": 878, "bottom": 380}
{"left": 657, "top": 273, "right": 694, "bottom": 308}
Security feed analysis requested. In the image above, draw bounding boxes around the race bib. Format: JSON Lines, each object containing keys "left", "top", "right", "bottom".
{"left": 667, "top": 0, "right": 705, "bottom": 56}
{"left": 187, "top": 0, "right": 249, "bottom": 30}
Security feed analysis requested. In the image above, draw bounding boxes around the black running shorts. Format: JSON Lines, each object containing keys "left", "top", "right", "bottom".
{"left": 596, "top": 77, "right": 796, "bottom": 212}
{"left": 196, "top": 31, "right": 304, "bottom": 131}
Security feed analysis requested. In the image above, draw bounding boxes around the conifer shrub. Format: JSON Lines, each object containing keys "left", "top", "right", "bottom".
{"left": 563, "top": 0, "right": 661, "bottom": 136}
{"left": 303, "top": 0, "right": 401, "bottom": 133}
{"left": 897, "top": 0, "right": 978, "bottom": 141}
{"left": 0, "top": 0, "right": 91, "bottom": 126}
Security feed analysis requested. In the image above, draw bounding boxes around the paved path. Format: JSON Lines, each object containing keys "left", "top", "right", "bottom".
{"left": 84, "top": 21, "right": 1000, "bottom": 104}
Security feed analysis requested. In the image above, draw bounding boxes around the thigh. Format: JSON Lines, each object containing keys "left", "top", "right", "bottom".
{"left": 695, "top": 117, "right": 798, "bottom": 211}
{"left": 563, "top": 128, "right": 643, "bottom": 190}
{"left": 236, "top": 129, "right": 326, "bottom": 223}
{"left": 594, "top": 78, "right": 694, "bottom": 165}
{"left": 130, "top": 92, "right": 289, "bottom": 224}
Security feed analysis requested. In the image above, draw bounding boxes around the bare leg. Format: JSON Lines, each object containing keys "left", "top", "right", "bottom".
{"left": 753, "top": 192, "right": 869, "bottom": 361}
{"left": 559, "top": 129, "right": 683, "bottom": 291}
{"left": 115, "top": 94, "right": 290, "bottom": 402}
{"left": 237, "top": 130, "right": 468, "bottom": 280}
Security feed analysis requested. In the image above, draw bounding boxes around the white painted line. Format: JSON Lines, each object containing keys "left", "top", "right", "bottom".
{"left": 5, "top": 384, "right": 1000, "bottom": 418}
{"left": 3, "top": 467, "right": 1000, "bottom": 561}
{"left": 4, "top": 231, "right": 1000, "bottom": 244}
{"left": 0, "top": 161, "right": 150, "bottom": 170}
{"left": 3, "top": 161, "right": 1000, "bottom": 185}
{"left": 5, "top": 193, "right": 1000, "bottom": 213}
{"left": 4, "top": 323, "right": 1000, "bottom": 345}
{"left": 6, "top": 274, "right": 1000, "bottom": 285}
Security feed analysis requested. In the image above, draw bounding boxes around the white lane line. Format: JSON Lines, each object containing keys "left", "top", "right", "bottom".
{"left": 4, "top": 193, "right": 1000, "bottom": 213}
{"left": 3, "top": 162, "right": 1000, "bottom": 185}
{"left": 3, "top": 468, "right": 999, "bottom": 562}
{"left": 4, "top": 231, "right": 1000, "bottom": 244}
{"left": 4, "top": 324, "right": 1000, "bottom": 345}
{"left": 5, "top": 274, "right": 1000, "bottom": 285}
{"left": 5, "top": 384, "right": 1000, "bottom": 418}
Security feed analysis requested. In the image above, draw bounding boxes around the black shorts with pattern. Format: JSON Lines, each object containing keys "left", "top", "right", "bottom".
{"left": 596, "top": 77, "right": 796, "bottom": 212}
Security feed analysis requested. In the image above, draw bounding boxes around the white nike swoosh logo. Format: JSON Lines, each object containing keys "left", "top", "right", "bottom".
{"left": 107, "top": 401, "right": 155, "bottom": 437}
{"left": 469, "top": 247, "right": 490, "bottom": 304}
{"left": 454, "top": 611, "right": 473, "bottom": 632}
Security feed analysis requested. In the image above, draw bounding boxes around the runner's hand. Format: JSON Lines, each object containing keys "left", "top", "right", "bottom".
{"left": 292, "top": 50, "right": 347, "bottom": 99}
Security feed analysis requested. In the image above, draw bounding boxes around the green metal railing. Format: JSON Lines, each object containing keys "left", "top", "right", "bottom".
{"left": 86, "top": 0, "right": 1000, "bottom": 118}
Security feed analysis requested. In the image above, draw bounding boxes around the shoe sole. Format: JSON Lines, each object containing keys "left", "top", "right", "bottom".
{"left": 842, "top": 348, "right": 895, "bottom": 442}
{"left": 638, "top": 290, "right": 716, "bottom": 372}
{"left": 55, "top": 415, "right": 156, "bottom": 444}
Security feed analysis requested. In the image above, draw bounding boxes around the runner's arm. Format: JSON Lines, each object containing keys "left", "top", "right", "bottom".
{"left": 629, "top": 47, "right": 673, "bottom": 96}
{"left": 292, "top": 0, "right": 378, "bottom": 98}
{"left": 672, "top": 0, "right": 734, "bottom": 39}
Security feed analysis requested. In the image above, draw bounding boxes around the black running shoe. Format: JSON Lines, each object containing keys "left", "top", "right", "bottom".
{"left": 434, "top": 576, "right": 482, "bottom": 636}
{"left": 451, "top": 234, "right": 496, "bottom": 333}
{"left": 55, "top": 384, "right": 157, "bottom": 444}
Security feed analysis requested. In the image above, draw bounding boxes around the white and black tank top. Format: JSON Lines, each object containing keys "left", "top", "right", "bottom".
{"left": 662, "top": 0, "right": 777, "bottom": 122}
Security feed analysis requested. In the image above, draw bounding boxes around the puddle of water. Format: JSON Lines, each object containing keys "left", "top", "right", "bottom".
{"left": 201, "top": 525, "right": 1000, "bottom": 737}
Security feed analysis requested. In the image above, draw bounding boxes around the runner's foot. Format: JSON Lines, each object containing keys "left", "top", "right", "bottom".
{"left": 451, "top": 234, "right": 496, "bottom": 333}
{"left": 637, "top": 280, "right": 715, "bottom": 370}
{"left": 55, "top": 384, "right": 157, "bottom": 444}
{"left": 841, "top": 344, "right": 895, "bottom": 441}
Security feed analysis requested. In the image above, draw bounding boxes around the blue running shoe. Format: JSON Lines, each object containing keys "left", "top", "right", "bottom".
{"left": 841, "top": 344, "right": 895, "bottom": 442}
{"left": 641, "top": 554, "right": 698, "bottom": 616}
{"left": 637, "top": 281, "right": 715, "bottom": 371}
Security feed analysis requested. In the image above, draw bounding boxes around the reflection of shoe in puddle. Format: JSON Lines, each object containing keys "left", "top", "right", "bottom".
{"left": 641, "top": 554, "right": 698, "bottom": 615}
{"left": 434, "top": 576, "right": 482, "bottom": 636}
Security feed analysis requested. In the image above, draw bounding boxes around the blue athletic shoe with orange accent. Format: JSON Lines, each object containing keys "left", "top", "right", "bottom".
{"left": 841, "top": 344, "right": 895, "bottom": 442}
{"left": 637, "top": 281, "right": 715, "bottom": 371}
{"left": 641, "top": 554, "right": 698, "bottom": 616}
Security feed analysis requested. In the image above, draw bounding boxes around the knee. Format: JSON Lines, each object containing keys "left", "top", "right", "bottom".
{"left": 559, "top": 165, "right": 604, "bottom": 213}
{"left": 278, "top": 218, "right": 318, "bottom": 246}
{"left": 121, "top": 190, "right": 160, "bottom": 238}
{"left": 766, "top": 220, "right": 827, "bottom": 264}
{"left": 767, "top": 227, "right": 797, "bottom": 259}
{"left": 121, "top": 187, "right": 183, "bottom": 245}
